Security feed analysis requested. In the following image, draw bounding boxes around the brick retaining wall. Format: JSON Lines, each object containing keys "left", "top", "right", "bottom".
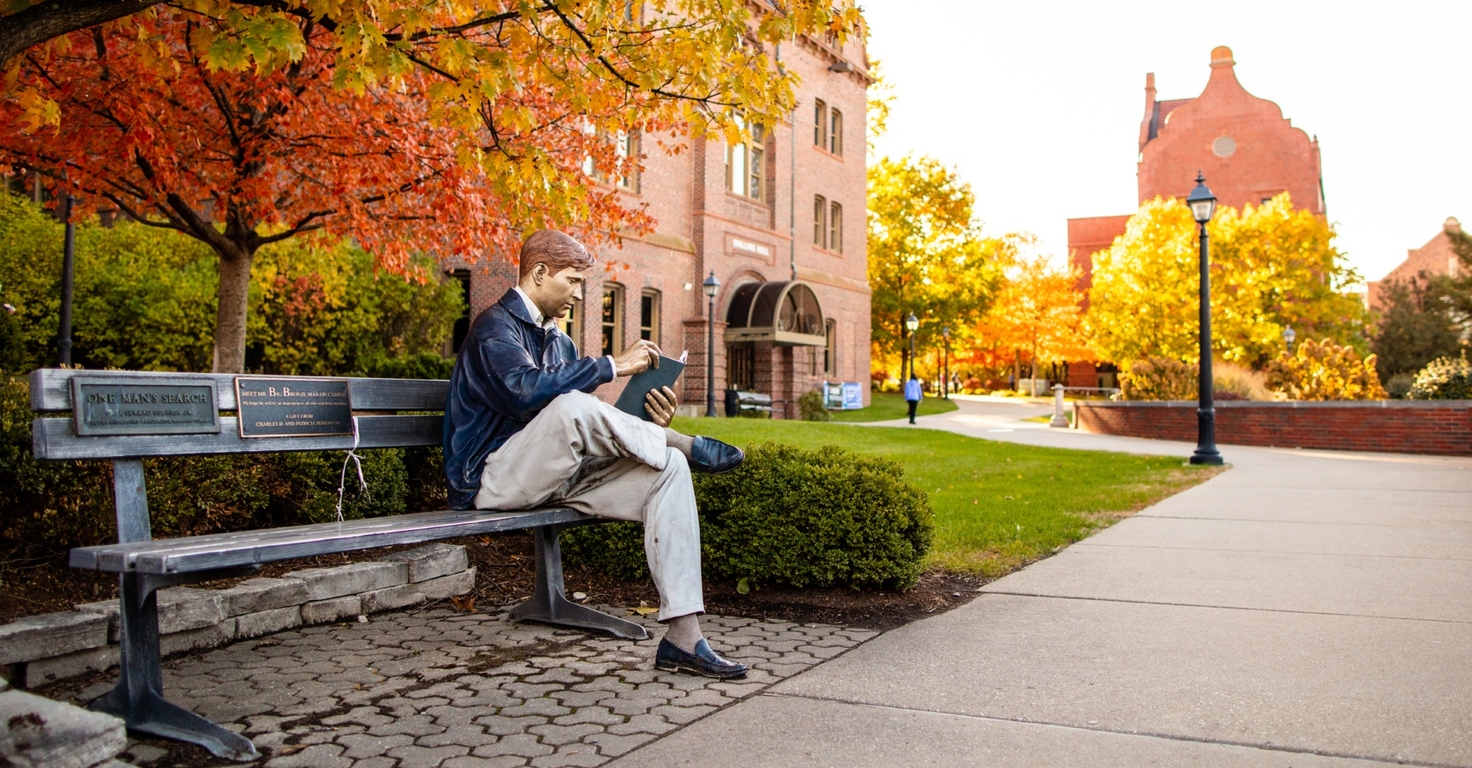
{"left": 1076, "top": 400, "right": 1472, "bottom": 456}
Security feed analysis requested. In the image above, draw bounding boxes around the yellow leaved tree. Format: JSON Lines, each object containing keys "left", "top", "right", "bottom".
{"left": 1087, "top": 194, "right": 1368, "bottom": 368}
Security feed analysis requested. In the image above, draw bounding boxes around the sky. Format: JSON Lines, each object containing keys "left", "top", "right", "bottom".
{"left": 860, "top": 0, "right": 1472, "bottom": 284}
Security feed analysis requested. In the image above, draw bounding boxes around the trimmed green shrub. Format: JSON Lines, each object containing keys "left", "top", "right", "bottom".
{"left": 1407, "top": 353, "right": 1472, "bottom": 400}
{"left": 562, "top": 441, "right": 933, "bottom": 590}
{"left": 797, "top": 389, "right": 831, "bottom": 421}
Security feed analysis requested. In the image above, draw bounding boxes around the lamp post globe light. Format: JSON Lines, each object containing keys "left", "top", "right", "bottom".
{"left": 703, "top": 270, "right": 720, "bottom": 417}
{"left": 1185, "top": 172, "right": 1223, "bottom": 466}
{"left": 941, "top": 325, "right": 951, "bottom": 399}
{"left": 905, "top": 312, "right": 919, "bottom": 381}
{"left": 1283, "top": 325, "right": 1297, "bottom": 352}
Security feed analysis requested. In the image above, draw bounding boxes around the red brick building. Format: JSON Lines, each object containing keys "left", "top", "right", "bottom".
{"left": 445, "top": 33, "right": 873, "bottom": 418}
{"left": 1064, "top": 46, "right": 1325, "bottom": 387}
{"left": 1365, "top": 217, "right": 1464, "bottom": 312}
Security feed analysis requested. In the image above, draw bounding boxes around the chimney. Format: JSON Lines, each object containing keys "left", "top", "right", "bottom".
{"left": 1210, "top": 46, "right": 1235, "bottom": 68}
{"left": 1446, "top": 216, "right": 1462, "bottom": 235}
{"left": 1139, "top": 73, "right": 1158, "bottom": 150}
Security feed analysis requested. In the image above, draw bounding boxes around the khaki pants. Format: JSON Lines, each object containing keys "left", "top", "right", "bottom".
{"left": 473, "top": 392, "right": 703, "bottom": 620}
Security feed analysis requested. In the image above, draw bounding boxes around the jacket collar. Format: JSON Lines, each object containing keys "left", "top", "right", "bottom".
{"left": 498, "top": 288, "right": 542, "bottom": 328}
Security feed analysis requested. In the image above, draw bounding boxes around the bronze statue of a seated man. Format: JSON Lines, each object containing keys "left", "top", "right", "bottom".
{"left": 443, "top": 229, "right": 747, "bottom": 678}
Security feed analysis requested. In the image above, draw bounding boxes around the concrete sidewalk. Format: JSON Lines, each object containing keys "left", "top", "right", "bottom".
{"left": 612, "top": 400, "right": 1472, "bottom": 766}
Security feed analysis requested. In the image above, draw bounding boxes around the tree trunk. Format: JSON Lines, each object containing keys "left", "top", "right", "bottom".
{"left": 0, "top": 0, "right": 162, "bottom": 67}
{"left": 213, "top": 250, "right": 253, "bottom": 373}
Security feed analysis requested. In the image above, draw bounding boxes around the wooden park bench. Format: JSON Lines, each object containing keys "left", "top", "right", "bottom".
{"left": 28, "top": 368, "right": 645, "bottom": 762}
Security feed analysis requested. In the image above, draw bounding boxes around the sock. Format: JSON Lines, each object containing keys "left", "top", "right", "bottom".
{"left": 663, "top": 613, "right": 704, "bottom": 653}
{"left": 664, "top": 428, "right": 694, "bottom": 460}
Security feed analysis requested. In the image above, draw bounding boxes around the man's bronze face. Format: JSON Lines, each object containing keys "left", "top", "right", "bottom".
{"left": 526, "top": 264, "right": 586, "bottom": 321}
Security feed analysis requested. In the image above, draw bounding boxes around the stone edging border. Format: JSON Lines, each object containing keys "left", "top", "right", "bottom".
{"left": 0, "top": 543, "right": 476, "bottom": 690}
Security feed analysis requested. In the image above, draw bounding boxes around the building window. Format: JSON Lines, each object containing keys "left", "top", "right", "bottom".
{"left": 582, "top": 127, "right": 639, "bottom": 191}
{"left": 601, "top": 283, "right": 624, "bottom": 356}
{"left": 829, "top": 201, "right": 842, "bottom": 254}
{"left": 813, "top": 99, "right": 827, "bottom": 147}
{"left": 725, "top": 118, "right": 765, "bottom": 200}
{"left": 639, "top": 289, "right": 660, "bottom": 344}
{"left": 829, "top": 109, "right": 842, "bottom": 156}
{"left": 824, "top": 320, "right": 837, "bottom": 376}
{"left": 616, "top": 131, "right": 639, "bottom": 191}
{"left": 813, "top": 195, "right": 827, "bottom": 247}
{"left": 727, "top": 343, "right": 756, "bottom": 390}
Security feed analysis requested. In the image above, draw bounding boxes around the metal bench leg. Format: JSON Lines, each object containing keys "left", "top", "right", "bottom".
{"left": 89, "top": 573, "right": 260, "bottom": 762}
{"left": 509, "top": 524, "right": 650, "bottom": 640}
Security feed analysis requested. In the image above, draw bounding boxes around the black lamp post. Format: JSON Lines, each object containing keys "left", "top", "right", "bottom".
{"left": 57, "top": 194, "right": 76, "bottom": 367}
{"left": 941, "top": 325, "right": 951, "bottom": 398}
{"left": 1186, "top": 172, "right": 1223, "bottom": 466}
{"left": 1282, "top": 325, "right": 1296, "bottom": 354}
{"left": 905, "top": 313, "right": 919, "bottom": 381}
{"left": 703, "top": 270, "right": 720, "bottom": 417}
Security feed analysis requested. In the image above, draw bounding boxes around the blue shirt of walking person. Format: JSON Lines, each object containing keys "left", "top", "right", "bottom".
{"left": 903, "top": 378, "right": 923, "bottom": 402}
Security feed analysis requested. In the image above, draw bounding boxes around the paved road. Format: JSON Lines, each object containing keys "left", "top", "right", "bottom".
{"left": 613, "top": 397, "right": 1472, "bottom": 767}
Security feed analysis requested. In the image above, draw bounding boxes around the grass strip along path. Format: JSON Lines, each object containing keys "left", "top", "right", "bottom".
{"left": 826, "top": 391, "right": 959, "bottom": 422}
{"left": 672, "top": 417, "right": 1219, "bottom": 578}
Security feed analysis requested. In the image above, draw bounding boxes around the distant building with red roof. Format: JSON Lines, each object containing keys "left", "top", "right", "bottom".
{"left": 1063, "top": 46, "right": 1325, "bottom": 387}
{"left": 1365, "top": 217, "right": 1464, "bottom": 312}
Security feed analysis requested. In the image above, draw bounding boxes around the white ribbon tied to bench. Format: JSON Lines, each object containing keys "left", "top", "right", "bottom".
{"left": 336, "top": 414, "right": 370, "bottom": 523}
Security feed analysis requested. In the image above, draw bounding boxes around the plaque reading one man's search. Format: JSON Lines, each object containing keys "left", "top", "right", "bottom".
{"left": 71, "top": 377, "right": 221, "bottom": 436}
{"left": 234, "top": 377, "right": 353, "bottom": 439}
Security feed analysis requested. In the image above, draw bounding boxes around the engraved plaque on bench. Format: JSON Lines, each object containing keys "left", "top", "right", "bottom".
{"left": 71, "top": 376, "right": 221, "bottom": 436}
{"left": 235, "top": 377, "right": 353, "bottom": 438}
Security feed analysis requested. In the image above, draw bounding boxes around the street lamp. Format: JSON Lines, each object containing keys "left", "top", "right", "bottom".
{"left": 703, "top": 271, "right": 720, "bottom": 417}
{"left": 941, "top": 325, "right": 951, "bottom": 399}
{"left": 904, "top": 312, "right": 919, "bottom": 381}
{"left": 57, "top": 194, "right": 76, "bottom": 366}
{"left": 1282, "top": 325, "right": 1297, "bottom": 353}
{"left": 1185, "top": 172, "right": 1223, "bottom": 466}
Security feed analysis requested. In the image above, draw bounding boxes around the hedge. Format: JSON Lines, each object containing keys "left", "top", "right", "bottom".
{"left": 562, "top": 441, "right": 934, "bottom": 590}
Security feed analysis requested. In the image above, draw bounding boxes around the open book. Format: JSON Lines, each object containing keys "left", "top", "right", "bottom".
{"left": 613, "top": 355, "right": 687, "bottom": 421}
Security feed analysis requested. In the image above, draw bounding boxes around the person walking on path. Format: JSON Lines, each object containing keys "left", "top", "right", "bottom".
{"left": 904, "top": 374, "right": 923, "bottom": 425}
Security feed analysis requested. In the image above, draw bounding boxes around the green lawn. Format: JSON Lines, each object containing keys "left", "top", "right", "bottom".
{"left": 672, "top": 417, "right": 1219, "bottom": 577}
{"left": 827, "top": 391, "right": 960, "bottom": 422}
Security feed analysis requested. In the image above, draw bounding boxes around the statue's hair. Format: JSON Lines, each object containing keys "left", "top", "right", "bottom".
{"left": 519, "top": 230, "right": 595, "bottom": 278}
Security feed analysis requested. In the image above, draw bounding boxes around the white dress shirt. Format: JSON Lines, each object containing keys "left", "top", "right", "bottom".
{"left": 513, "top": 286, "right": 619, "bottom": 375}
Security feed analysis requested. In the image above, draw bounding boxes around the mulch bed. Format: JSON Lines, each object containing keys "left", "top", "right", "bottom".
{"left": 0, "top": 533, "right": 992, "bottom": 632}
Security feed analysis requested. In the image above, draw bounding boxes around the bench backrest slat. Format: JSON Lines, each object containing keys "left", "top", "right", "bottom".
{"left": 33, "top": 413, "right": 442, "bottom": 460}
{"left": 28, "top": 369, "right": 450, "bottom": 412}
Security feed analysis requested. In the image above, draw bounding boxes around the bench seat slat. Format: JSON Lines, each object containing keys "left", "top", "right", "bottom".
{"left": 29, "top": 369, "right": 450, "bottom": 412}
{"left": 71, "top": 507, "right": 591, "bottom": 574}
{"left": 33, "top": 414, "right": 441, "bottom": 460}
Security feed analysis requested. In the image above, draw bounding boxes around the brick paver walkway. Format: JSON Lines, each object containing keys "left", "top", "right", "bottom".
{"left": 55, "top": 607, "right": 875, "bottom": 767}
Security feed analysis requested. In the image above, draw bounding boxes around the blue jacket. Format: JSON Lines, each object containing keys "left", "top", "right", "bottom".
{"left": 903, "top": 378, "right": 923, "bottom": 402}
{"left": 443, "top": 289, "right": 615, "bottom": 509}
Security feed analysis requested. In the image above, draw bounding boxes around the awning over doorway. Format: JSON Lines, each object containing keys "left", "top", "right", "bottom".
{"left": 723, "top": 280, "right": 826, "bottom": 347}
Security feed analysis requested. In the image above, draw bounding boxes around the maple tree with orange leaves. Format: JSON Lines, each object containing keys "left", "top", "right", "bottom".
{"left": 964, "top": 256, "right": 1092, "bottom": 386}
{"left": 2, "top": 1, "right": 860, "bottom": 371}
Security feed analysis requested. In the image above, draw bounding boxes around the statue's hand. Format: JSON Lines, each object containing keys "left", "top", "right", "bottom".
{"left": 613, "top": 339, "right": 663, "bottom": 377}
{"left": 644, "top": 386, "right": 678, "bottom": 427}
